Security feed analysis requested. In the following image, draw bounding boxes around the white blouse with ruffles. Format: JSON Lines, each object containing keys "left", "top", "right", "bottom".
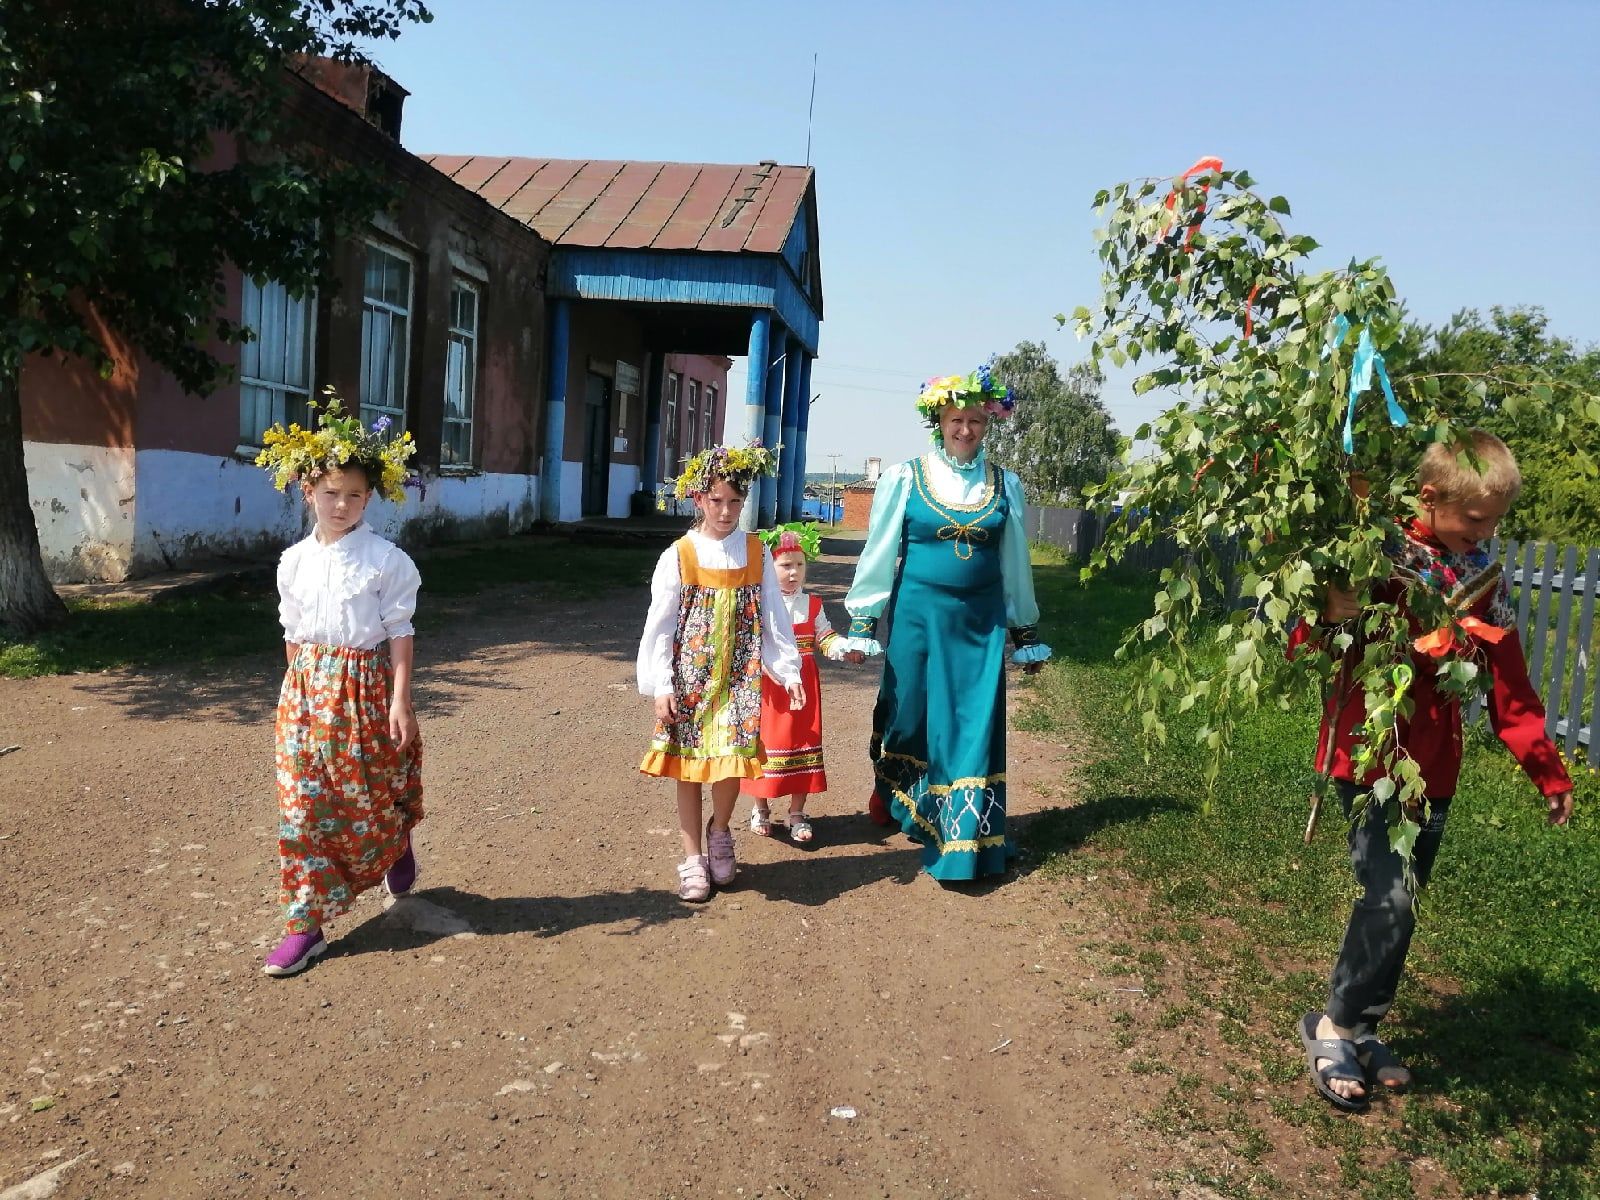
{"left": 276, "top": 523, "right": 421, "bottom": 650}
{"left": 635, "top": 528, "right": 803, "bottom": 697}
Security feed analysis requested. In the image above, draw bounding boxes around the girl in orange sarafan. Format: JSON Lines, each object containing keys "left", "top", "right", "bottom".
{"left": 743, "top": 523, "right": 859, "bottom": 845}
{"left": 637, "top": 444, "right": 804, "bottom": 902}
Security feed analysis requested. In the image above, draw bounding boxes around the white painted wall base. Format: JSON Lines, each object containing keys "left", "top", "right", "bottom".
{"left": 24, "top": 442, "right": 138, "bottom": 582}
{"left": 559, "top": 459, "right": 584, "bottom": 523}
{"left": 133, "top": 449, "right": 305, "bottom": 576}
{"left": 607, "top": 464, "right": 641, "bottom": 518}
{"left": 25, "top": 440, "right": 544, "bottom": 583}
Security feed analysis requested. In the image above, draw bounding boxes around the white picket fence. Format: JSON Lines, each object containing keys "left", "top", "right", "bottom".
{"left": 1468, "top": 538, "right": 1598, "bottom": 766}
{"left": 1027, "top": 506, "right": 1599, "bottom": 767}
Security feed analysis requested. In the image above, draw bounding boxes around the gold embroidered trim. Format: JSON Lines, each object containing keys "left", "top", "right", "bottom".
{"left": 872, "top": 761, "right": 1006, "bottom": 853}
{"left": 911, "top": 458, "right": 1002, "bottom": 560}
{"left": 913, "top": 456, "right": 997, "bottom": 512}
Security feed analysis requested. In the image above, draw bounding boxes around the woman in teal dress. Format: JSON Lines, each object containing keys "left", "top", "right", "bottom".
{"left": 841, "top": 365, "right": 1053, "bottom": 881}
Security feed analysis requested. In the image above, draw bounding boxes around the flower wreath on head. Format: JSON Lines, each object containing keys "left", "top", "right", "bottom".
{"left": 758, "top": 521, "right": 822, "bottom": 562}
{"left": 255, "top": 389, "right": 418, "bottom": 505}
{"left": 674, "top": 441, "right": 778, "bottom": 500}
{"left": 915, "top": 358, "right": 1016, "bottom": 441}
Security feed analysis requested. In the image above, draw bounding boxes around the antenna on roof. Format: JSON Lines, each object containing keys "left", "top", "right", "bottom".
{"left": 805, "top": 52, "right": 818, "bottom": 166}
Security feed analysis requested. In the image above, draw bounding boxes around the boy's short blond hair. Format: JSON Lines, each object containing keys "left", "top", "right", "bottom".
{"left": 1417, "top": 430, "right": 1521, "bottom": 503}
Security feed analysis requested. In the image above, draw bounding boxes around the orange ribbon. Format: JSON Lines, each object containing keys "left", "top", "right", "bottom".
{"left": 1413, "top": 616, "right": 1509, "bottom": 658}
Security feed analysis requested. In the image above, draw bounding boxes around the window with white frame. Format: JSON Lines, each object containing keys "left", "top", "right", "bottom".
{"left": 664, "top": 371, "right": 681, "bottom": 472}
{"left": 360, "top": 241, "right": 413, "bottom": 430}
{"left": 704, "top": 384, "right": 718, "bottom": 450}
{"left": 238, "top": 276, "right": 315, "bottom": 445}
{"left": 686, "top": 380, "right": 701, "bottom": 455}
{"left": 442, "top": 279, "right": 479, "bottom": 466}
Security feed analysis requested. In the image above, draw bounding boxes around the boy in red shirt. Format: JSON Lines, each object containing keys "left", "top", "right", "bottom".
{"left": 1295, "top": 431, "right": 1573, "bottom": 1112}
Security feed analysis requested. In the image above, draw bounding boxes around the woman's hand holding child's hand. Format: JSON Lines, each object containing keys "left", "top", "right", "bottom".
{"left": 389, "top": 701, "right": 418, "bottom": 751}
{"left": 843, "top": 650, "right": 866, "bottom": 665}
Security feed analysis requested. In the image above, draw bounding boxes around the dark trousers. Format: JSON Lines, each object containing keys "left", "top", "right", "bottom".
{"left": 1324, "top": 780, "right": 1453, "bottom": 1030}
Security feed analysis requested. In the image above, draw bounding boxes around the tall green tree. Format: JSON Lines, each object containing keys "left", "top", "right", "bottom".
{"left": 1, "top": 0, "right": 431, "bottom": 635}
{"left": 986, "top": 341, "right": 1120, "bottom": 505}
{"left": 1393, "top": 306, "right": 1600, "bottom": 545}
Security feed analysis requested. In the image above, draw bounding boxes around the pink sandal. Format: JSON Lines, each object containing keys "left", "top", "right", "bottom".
{"left": 677, "top": 855, "right": 711, "bottom": 902}
{"left": 706, "top": 821, "right": 737, "bottom": 886}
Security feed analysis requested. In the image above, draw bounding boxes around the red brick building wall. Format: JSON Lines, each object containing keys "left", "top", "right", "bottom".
{"left": 842, "top": 482, "right": 876, "bottom": 531}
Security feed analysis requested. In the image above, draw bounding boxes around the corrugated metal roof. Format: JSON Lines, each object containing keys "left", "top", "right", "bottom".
{"left": 419, "top": 155, "right": 812, "bottom": 256}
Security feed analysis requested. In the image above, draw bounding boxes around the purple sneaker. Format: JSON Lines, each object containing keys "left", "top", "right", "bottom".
{"left": 262, "top": 928, "right": 326, "bottom": 977}
{"left": 383, "top": 836, "right": 418, "bottom": 897}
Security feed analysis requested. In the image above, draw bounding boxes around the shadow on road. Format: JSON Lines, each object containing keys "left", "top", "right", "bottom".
{"left": 330, "top": 882, "right": 701, "bottom": 959}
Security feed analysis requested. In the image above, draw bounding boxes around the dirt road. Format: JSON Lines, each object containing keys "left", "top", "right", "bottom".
{"left": 0, "top": 546, "right": 1181, "bottom": 1199}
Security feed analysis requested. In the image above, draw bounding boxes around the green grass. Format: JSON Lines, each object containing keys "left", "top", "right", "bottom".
{"left": 0, "top": 535, "right": 661, "bottom": 678}
{"left": 1022, "top": 559, "right": 1600, "bottom": 1198}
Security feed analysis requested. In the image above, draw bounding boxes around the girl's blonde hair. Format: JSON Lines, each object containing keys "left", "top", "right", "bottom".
{"left": 1417, "top": 430, "right": 1521, "bottom": 503}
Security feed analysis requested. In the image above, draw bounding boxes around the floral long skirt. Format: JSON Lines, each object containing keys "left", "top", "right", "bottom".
{"left": 275, "top": 644, "right": 423, "bottom": 933}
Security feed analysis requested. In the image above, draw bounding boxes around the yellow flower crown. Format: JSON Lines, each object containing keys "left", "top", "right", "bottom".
{"left": 255, "top": 391, "right": 418, "bottom": 505}
{"left": 674, "top": 442, "right": 778, "bottom": 499}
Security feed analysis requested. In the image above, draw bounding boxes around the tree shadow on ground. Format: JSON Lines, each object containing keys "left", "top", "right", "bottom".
{"left": 330, "top": 883, "right": 700, "bottom": 960}
{"left": 1396, "top": 967, "right": 1599, "bottom": 1190}
{"left": 75, "top": 541, "right": 868, "bottom": 729}
{"left": 1018, "top": 794, "right": 1193, "bottom": 866}
{"left": 73, "top": 588, "right": 647, "bottom": 727}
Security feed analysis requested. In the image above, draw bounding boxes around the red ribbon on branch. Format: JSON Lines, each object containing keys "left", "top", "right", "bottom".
{"left": 1160, "top": 156, "right": 1225, "bottom": 250}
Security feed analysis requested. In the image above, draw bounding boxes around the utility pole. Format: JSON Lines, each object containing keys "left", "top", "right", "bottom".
{"left": 826, "top": 452, "right": 843, "bottom": 526}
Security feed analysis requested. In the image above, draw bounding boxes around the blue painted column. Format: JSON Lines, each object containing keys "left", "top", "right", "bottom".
{"left": 538, "top": 298, "right": 572, "bottom": 522}
{"left": 787, "top": 353, "right": 814, "bottom": 519}
{"left": 758, "top": 328, "right": 786, "bottom": 526}
{"left": 739, "top": 312, "right": 771, "bottom": 531}
{"left": 775, "top": 335, "right": 802, "bottom": 521}
{"left": 642, "top": 351, "right": 665, "bottom": 498}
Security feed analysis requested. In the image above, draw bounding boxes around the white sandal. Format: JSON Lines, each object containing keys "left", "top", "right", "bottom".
{"left": 677, "top": 855, "right": 711, "bottom": 902}
{"left": 748, "top": 806, "right": 774, "bottom": 836}
{"left": 787, "top": 812, "right": 814, "bottom": 843}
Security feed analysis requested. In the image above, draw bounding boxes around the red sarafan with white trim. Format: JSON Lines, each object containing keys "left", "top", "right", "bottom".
{"left": 744, "top": 593, "right": 836, "bottom": 799}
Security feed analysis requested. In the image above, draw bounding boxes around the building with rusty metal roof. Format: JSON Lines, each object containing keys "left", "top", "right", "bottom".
{"left": 424, "top": 156, "right": 824, "bottom": 527}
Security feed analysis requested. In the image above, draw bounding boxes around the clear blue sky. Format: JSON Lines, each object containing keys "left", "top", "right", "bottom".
{"left": 366, "top": 0, "right": 1599, "bottom": 470}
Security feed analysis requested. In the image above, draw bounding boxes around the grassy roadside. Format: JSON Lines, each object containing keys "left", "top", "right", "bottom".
{"left": 1022, "top": 557, "right": 1598, "bottom": 1199}
{"left": 0, "top": 535, "right": 661, "bottom": 679}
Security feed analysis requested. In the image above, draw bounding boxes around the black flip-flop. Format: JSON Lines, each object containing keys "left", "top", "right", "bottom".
{"left": 1299, "top": 1012, "right": 1369, "bottom": 1113}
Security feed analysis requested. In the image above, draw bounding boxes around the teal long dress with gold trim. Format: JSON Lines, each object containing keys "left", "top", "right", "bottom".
{"left": 844, "top": 451, "right": 1050, "bottom": 880}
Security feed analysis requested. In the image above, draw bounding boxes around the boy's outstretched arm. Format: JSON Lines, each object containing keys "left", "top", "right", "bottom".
{"left": 1483, "top": 630, "right": 1574, "bottom": 812}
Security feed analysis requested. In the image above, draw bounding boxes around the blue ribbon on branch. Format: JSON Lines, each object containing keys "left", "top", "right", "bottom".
{"left": 1323, "top": 315, "right": 1408, "bottom": 453}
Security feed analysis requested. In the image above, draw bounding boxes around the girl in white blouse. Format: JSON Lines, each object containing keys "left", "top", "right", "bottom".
{"left": 262, "top": 459, "right": 425, "bottom": 976}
